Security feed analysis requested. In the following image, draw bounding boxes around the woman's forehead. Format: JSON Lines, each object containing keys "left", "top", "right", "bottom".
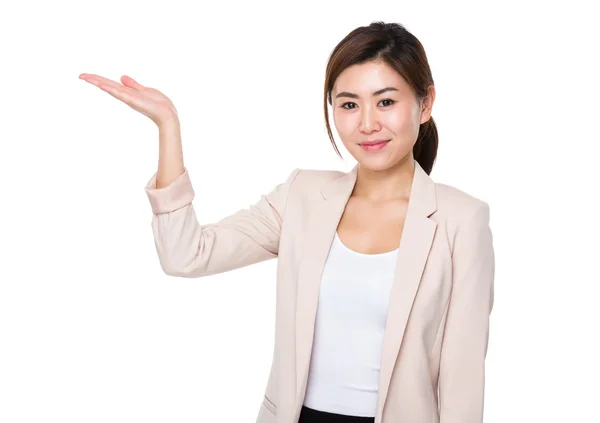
{"left": 333, "top": 61, "right": 409, "bottom": 96}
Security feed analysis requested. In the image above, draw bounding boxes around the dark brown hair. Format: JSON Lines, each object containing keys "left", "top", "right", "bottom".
{"left": 324, "top": 21, "right": 438, "bottom": 175}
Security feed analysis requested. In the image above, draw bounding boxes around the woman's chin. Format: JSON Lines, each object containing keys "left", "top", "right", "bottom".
{"left": 353, "top": 149, "right": 413, "bottom": 172}
{"left": 356, "top": 155, "right": 395, "bottom": 172}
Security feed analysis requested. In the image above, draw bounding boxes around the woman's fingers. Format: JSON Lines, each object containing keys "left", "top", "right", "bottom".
{"left": 79, "top": 73, "right": 146, "bottom": 93}
{"left": 81, "top": 73, "right": 139, "bottom": 103}
{"left": 80, "top": 73, "right": 123, "bottom": 91}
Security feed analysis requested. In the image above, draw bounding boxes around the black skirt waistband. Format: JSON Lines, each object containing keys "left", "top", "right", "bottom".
{"left": 298, "top": 405, "right": 375, "bottom": 423}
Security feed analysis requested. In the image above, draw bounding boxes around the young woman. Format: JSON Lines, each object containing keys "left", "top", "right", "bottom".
{"left": 80, "top": 21, "right": 494, "bottom": 423}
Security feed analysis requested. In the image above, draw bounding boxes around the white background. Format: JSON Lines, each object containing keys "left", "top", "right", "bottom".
{"left": 1, "top": 1, "right": 598, "bottom": 422}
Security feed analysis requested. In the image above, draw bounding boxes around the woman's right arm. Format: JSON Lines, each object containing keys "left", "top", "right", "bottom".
{"left": 79, "top": 72, "right": 301, "bottom": 278}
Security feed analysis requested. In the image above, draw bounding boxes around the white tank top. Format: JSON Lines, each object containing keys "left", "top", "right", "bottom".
{"left": 303, "top": 231, "right": 399, "bottom": 417}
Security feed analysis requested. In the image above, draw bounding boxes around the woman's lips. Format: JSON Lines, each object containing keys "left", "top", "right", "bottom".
{"left": 359, "top": 139, "right": 390, "bottom": 152}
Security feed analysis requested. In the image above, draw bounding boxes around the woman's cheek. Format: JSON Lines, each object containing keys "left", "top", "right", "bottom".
{"left": 334, "top": 111, "right": 356, "bottom": 138}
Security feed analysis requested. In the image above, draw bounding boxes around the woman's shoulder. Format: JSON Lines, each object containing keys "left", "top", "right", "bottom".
{"left": 433, "top": 181, "right": 491, "bottom": 231}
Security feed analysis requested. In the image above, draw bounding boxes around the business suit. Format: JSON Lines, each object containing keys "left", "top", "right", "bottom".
{"left": 144, "top": 159, "right": 495, "bottom": 423}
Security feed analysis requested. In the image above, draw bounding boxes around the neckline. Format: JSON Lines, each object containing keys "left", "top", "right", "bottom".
{"left": 334, "top": 232, "right": 399, "bottom": 257}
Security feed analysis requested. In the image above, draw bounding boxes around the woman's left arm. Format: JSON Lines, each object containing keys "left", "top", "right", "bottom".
{"left": 438, "top": 202, "right": 495, "bottom": 423}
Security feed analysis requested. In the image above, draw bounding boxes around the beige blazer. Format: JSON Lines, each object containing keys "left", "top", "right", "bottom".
{"left": 144, "top": 159, "right": 495, "bottom": 423}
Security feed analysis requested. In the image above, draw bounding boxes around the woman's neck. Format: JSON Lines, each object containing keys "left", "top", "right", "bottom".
{"left": 352, "top": 156, "right": 415, "bottom": 202}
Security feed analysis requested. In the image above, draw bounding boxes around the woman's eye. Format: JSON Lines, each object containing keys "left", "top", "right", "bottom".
{"left": 340, "top": 99, "right": 395, "bottom": 109}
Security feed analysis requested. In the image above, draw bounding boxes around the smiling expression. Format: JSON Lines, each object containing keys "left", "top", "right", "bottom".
{"left": 331, "top": 60, "right": 434, "bottom": 171}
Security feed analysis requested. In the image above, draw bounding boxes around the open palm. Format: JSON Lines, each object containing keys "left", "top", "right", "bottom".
{"left": 79, "top": 74, "right": 178, "bottom": 126}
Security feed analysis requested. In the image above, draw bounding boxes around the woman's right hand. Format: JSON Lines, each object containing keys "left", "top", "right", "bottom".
{"left": 79, "top": 73, "right": 178, "bottom": 127}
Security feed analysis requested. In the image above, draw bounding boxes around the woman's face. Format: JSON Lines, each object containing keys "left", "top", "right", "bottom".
{"left": 331, "top": 60, "right": 434, "bottom": 171}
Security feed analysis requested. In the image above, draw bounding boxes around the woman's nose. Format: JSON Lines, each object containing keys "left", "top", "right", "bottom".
{"left": 359, "top": 107, "right": 381, "bottom": 133}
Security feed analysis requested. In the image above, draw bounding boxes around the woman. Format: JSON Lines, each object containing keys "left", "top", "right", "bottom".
{"left": 80, "top": 21, "right": 494, "bottom": 423}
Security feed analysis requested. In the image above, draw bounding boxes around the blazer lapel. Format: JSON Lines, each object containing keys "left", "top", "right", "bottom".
{"left": 293, "top": 160, "right": 438, "bottom": 423}
{"left": 295, "top": 164, "right": 358, "bottom": 398}
{"left": 374, "top": 162, "right": 437, "bottom": 422}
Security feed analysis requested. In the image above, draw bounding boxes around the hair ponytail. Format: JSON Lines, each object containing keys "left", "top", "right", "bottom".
{"left": 413, "top": 117, "right": 438, "bottom": 175}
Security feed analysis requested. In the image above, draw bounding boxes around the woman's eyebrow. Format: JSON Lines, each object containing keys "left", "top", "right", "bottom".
{"left": 335, "top": 86, "right": 399, "bottom": 99}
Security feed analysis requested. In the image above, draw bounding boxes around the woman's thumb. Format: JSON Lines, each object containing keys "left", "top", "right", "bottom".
{"left": 121, "top": 75, "right": 145, "bottom": 90}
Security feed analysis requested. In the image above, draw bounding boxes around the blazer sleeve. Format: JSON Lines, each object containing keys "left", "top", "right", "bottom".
{"left": 438, "top": 202, "right": 495, "bottom": 423}
{"left": 144, "top": 167, "right": 302, "bottom": 278}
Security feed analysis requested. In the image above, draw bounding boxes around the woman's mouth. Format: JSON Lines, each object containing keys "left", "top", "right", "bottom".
{"left": 359, "top": 139, "right": 391, "bottom": 152}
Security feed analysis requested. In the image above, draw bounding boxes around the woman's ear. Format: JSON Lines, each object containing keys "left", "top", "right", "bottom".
{"left": 419, "top": 85, "right": 436, "bottom": 124}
